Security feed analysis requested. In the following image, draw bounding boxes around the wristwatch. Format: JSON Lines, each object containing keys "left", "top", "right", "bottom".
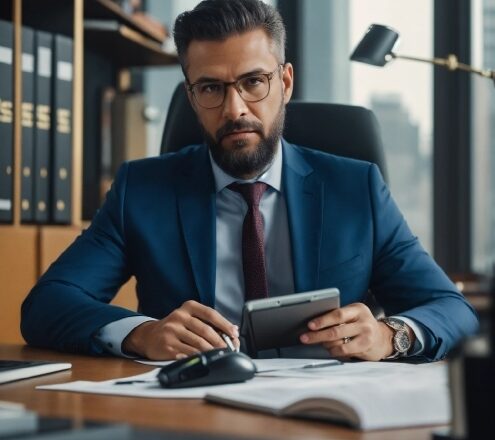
{"left": 380, "top": 317, "right": 411, "bottom": 359}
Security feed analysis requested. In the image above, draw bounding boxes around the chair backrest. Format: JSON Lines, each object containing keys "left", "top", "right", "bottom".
{"left": 160, "top": 83, "right": 388, "bottom": 182}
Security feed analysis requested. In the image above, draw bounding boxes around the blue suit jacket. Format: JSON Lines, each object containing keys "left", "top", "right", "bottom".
{"left": 21, "top": 141, "right": 479, "bottom": 360}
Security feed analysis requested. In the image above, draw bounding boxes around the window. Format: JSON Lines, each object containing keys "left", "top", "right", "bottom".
{"left": 471, "top": 0, "right": 495, "bottom": 273}
{"left": 296, "top": 0, "right": 434, "bottom": 252}
{"left": 349, "top": 0, "right": 434, "bottom": 252}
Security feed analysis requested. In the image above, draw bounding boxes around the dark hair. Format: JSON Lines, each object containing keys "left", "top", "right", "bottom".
{"left": 173, "top": 0, "right": 286, "bottom": 74}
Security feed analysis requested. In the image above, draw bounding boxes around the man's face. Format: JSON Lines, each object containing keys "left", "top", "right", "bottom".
{"left": 185, "top": 29, "right": 294, "bottom": 179}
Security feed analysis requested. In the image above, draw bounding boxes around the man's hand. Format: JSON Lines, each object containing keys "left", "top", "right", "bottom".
{"left": 299, "top": 302, "right": 415, "bottom": 361}
{"left": 122, "top": 300, "right": 240, "bottom": 360}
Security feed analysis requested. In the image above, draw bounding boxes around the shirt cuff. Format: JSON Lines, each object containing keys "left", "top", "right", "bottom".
{"left": 94, "top": 316, "right": 157, "bottom": 358}
{"left": 390, "top": 315, "right": 425, "bottom": 356}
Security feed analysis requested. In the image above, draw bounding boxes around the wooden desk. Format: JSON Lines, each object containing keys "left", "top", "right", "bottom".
{"left": 0, "top": 345, "right": 442, "bottom": 440}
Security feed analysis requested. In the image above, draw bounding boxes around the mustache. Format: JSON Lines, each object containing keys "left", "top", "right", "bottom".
{"left": 216, "top": 119, "right": 263, "bottom": 142}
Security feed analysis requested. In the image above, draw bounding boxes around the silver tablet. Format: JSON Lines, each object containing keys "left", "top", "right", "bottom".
{"left": 240, "top": 288, "right": 340, "bottom": 357}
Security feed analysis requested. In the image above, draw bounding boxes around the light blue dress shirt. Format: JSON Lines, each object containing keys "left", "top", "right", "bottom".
{"left": 95, "top": 143, "right": 424, "bottom": 357}
{"left": 210, "top": 142, "right": 294, "bottom": 324}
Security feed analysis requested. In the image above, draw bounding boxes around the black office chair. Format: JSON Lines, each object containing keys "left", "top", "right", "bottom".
{"left": 160, "top": 83, "right": 388, "bottom": 182}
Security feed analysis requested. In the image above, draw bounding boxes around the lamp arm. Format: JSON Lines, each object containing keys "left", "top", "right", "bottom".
{"left": 392, "top": 53, "right": 495, "bottom": 81}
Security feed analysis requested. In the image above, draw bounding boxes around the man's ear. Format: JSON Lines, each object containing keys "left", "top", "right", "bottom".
{"left": 281, "top": 63, "right": 294, "bottom": 104}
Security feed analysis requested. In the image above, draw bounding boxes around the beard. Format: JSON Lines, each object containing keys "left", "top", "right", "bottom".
{"left": 201, "top": 100, "right": 286, "bottom": 179}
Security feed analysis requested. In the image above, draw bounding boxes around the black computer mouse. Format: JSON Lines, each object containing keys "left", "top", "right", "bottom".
{"left": 157, "top": 348, "right": 257, "bottom": 388}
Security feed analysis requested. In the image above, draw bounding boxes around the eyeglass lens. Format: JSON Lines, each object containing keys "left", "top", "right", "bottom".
{"left": 192, "top": 73, "right": 271, "bottom": 108}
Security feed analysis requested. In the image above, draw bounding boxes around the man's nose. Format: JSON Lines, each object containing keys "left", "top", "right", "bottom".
{"left": 221, "top": 85, "right": 248, "bottom": 121}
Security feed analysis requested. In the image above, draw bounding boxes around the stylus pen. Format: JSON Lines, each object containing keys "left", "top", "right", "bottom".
{"left": 114, "top": 379, "right": 157, "bottom": 385}
{"left": 220, "top": 333, "right": 237, "bottom": 352}
{"left": 302, "top": 360, "right": 342, "bottom": 369}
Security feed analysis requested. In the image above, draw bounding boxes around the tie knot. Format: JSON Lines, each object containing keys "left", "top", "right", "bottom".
{"left": 228, "top": 182, "right": 268, "bottom": 206}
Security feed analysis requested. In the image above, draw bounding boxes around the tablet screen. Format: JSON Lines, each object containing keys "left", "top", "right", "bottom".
{"left": 240, "top": 288, "right": 340, "bottom": 357}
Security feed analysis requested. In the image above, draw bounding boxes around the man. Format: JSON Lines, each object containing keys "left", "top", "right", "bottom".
{"left": 21, "top": 0, "right": 478, "bottom": 362}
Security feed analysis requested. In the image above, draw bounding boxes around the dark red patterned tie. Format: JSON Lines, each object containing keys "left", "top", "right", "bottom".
{"left": 228, "top": 182, "right": 269, "bottom": 300}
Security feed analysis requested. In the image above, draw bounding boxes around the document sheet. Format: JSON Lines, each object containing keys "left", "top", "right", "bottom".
{"left": 37, "top": 360, "right": 446, "bottom": 401}
{"left": 37, "top": 368, "right": 281, "bottom": 399}
{"left": 136, "top": 357, "right": 340, "bottom": 372}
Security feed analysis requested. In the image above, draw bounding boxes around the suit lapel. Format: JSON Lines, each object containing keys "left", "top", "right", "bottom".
{"left": 177, "top": 146, "right": 216, "bottom": 307}
{"left": 282, "top": 141, "right": 324, "bottom": 292}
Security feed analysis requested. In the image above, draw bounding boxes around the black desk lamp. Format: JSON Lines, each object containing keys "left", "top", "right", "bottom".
{"left": 350, "top": 23, "right": 495, "bottom": 440}
{"left": 350, "top": 23, "right": 495, "bottom": 85}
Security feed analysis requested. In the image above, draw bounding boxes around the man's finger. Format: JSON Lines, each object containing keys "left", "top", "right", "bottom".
{"left": 171, "top": 340, "right": 201, "bottom": 357}
{"left": 308, "top": 303, "right": 369, "bottom": 330}
{"left": 188, "top": 301, "right": 238, "bottom": 338}
{"left": 176, "top": 326, "right": 216, "bottom": 352}
{"left": 327, "top": 334, "right": 365, "bottom": 358}
{"left": 184, "top": 317, "right": 225, "bottom": 347}
{"left": 300, "top": 322, "right": 361, "bottom": 345}
{"left": 232, "top": 336, "right": 241, "bottom": 351}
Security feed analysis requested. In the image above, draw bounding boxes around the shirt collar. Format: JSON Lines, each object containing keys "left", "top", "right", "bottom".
{"left": 209, "top": 140, "right": 283, "bottom": 193}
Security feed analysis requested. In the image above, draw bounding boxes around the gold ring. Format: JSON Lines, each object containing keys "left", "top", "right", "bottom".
{"left": 342, "top": 336, "right": 351, "bottom": 344}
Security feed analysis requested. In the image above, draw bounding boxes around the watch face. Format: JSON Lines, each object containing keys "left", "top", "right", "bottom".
{"left": 394, "top": 330, "right": 410, "bottom": 353}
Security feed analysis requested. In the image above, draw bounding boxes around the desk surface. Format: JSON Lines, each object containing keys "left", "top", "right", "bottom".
{"left": 0, "top": 345, "right": 443, "bottom": 440}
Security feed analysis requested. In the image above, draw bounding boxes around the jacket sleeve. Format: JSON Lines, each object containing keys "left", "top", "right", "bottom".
{"left": 21, "top": 162, "right": 144, "bottom": 354}
{"left": 367, "top": 164, "right": 479, "bottom": 361}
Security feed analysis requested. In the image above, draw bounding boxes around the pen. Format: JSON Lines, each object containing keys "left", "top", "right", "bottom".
{"left": 302, "top": 360, "right": 342, "bottom": 369}
{"left": 220, "top": 332, "right": 237, "bottom": 352}
{"left": 260, "top": 360, "right": 342, "bottom": 374}
{"left": 114, "top": 379, "right": 157, "bottom": 385}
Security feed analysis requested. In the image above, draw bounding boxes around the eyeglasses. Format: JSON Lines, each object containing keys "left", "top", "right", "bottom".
{"left": 187, "top": 65, "right": 283, "bottom": 109}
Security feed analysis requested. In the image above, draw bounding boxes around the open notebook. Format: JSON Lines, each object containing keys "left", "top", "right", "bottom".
{"left": 205, "top": 361, "right": 450, "bottom": 430}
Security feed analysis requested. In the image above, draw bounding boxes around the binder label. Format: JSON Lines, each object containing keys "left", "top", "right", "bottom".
{"left": 0, "top": 199, "right": 12, "bottom": 210}
{"left": 36, "top": 105, "right": 51, "bottom": 130}
{"left": 57, "top": 61, "right": 72, "bottom": 81}
{"left": 57, "top": 108, "right": 71, "bottom": 134}
{"left": 22, "top": 102, "right": 34, "bottom": 127}
{"left": 0, "top": 99, "right": 12, "bottom": 123}
{"left": 0, "top": 46, "right": 12, "bottom": 65}
{"left": 37, "top": 47, "right": 51, "bottom": 77}
{"left": 22, "top": 53, "right": 34, "bottom": 72}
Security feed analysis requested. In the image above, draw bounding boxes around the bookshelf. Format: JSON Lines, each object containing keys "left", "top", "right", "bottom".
{"left": 84, "top": 22, "right": 175, "bottom": 67}
{"left": 0, "top": 0, "right": 178, "bottom": 343}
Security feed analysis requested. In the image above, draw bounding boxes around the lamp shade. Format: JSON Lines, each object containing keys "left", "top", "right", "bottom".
{"left": 350, "top": 24, "right": 399, "bottom": 66}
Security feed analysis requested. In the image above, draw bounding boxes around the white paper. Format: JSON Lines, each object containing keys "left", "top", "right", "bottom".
{"left": 257, "top": 359, "right": 445, "bottom": 380}
{"left": 37, "top": 359, "right": 448, "bottom": 423}
{"left": 36, "top": 368, "right": 276, "bottom": 399}
{"left": 135, "top": 358, "right": 340, "bottom": 373}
